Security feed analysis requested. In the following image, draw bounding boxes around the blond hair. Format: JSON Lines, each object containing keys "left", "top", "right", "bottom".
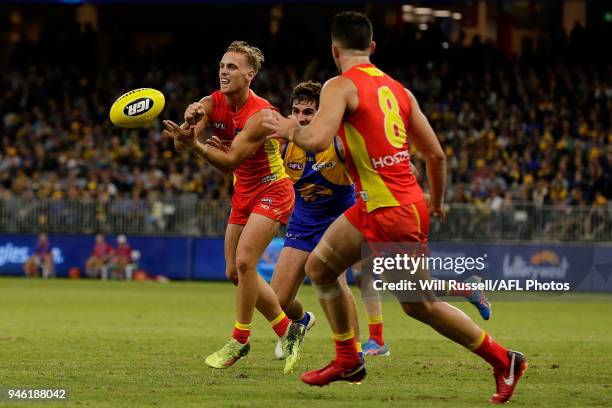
{"left": 225, "top": 41, "right": 265, "bottom": 74}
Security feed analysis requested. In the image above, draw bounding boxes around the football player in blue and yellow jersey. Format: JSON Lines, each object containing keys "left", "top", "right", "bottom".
{"left": 270, "top": 81, "right": 368, "bottom": 361}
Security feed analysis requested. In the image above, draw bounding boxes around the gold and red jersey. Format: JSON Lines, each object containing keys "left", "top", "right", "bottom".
{"left": 337, "top": 64, "right": 424, "bottom": 213}
{"left": 208, "top": 90, "right": 288, "bottom": 195}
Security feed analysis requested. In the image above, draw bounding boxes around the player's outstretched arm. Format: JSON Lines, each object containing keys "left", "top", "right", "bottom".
{"left": 405, "top": 89, "right": 447, "bottom": 220}
{"left": 198, "top": 110, "right": 269, "bottom": 172}
{"left": 164, "top": 110, "right": 268, "bottom": 173}
{"left": 263, "top": 76, "right": 354, "bottom": 152}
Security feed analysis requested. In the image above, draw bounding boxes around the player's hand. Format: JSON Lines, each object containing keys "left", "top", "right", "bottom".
{"left": 205, "top": 135, "right": 229, "bottom": 152}
{"left": 184, "top": 102, "right": 206, "bottom": 125}
{"left": 429, "top": 204, "right": 446, "bottom": 223}
{"left": 262, "top": 109, "right": 300, "bottom": 141}
{"left": 162, "top": 120, "right": 197, "bottom": 150}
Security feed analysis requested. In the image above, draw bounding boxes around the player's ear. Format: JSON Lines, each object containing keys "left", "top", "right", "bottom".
{"left": 246, "top": 69, "right": 255, "bottom": 81}
{"left": 331, "top": 43, "right": 340, "bottom": 59}
{"left": 369, "top": 41, "right": 376, "bottom": 56}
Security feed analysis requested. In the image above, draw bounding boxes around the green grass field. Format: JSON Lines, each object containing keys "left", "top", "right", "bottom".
{"left": 1, "top": 278, "right": 612, "bottom": 407}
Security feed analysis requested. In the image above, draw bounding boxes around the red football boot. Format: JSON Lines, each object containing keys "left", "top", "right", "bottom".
{"left": 300, "top": 360, "right": 366, "bottom": 386}
{"left": 490, "top": 351, "right": 528, "bottom": 404}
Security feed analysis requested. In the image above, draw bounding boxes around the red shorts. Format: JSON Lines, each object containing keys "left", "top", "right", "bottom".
{"left": 344, "top": 199, "right": 429, "bottom": 243}
{"left": 228, "top": 178, "right": 295, "bottom": 226}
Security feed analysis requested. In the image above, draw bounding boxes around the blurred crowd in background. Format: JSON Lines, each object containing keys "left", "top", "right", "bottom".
{"left": 1, "top": 14, "right": 610, "bottom": 221}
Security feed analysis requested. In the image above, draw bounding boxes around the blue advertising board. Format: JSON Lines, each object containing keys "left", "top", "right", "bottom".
{"left": 0, "top": 234, "right": 190, "bottom": 280}
{"left": 1, "top": 234, "right": 611, "bottom": 292}
{"left": 192, "top": 237, "right": 226, "bottom": 280}
{"left": 426, "top": 242, "right": 612, "bottom": 293}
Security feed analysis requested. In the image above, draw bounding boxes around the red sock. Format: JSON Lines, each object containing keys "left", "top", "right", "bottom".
{"left": 232, "top": 321, "right": 251, "bottom": 344}
{"left": 448, "top": 289, "right": 472, "bottom": 297}
{"left": 333, "top": 330, "right": 360, "bottom": 368}
{"left": 473, "top": 332, "right": 509, "bottom": 371}
{"left": 270, "top": 312, "right": 290, "bottom": 337}
{"left": 367, "top": 315, "right": 384, "bottom": 345}
{"left": 368, "top": 323, "right": 384, "bottom": 345}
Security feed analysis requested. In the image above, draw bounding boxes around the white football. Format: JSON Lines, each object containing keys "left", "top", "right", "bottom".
{"left": 109, "top": 88, "right": 165, "bottom": 128}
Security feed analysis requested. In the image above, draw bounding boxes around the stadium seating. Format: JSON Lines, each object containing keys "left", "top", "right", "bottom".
{"left": 0, "top": 15, "right": 609, "bottom": 241}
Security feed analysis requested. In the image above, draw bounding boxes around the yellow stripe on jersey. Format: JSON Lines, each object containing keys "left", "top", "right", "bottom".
{"left": 357, "top": 67, "right": 385, "bottom": 77}
{"left": 263, "top": 138, "right": 288, "bottom": 182}
{"left": 411, "top": 203, "right": 421, "bottom": 235}
{"left": 343, "top": 123, "right": 399, "bottom": 212}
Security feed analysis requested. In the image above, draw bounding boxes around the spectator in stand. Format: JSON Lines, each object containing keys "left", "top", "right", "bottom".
{"left": 85, "top": 233, "right": 113, "bottom": 279}
{"left": 110, "top": 234, "right": 133, "bottom": 279}
{"left": 0, "top": 14, "right": 609, "bottom": 219}
{"left": 23, "top": 233, "right": 54, "bottom": 278}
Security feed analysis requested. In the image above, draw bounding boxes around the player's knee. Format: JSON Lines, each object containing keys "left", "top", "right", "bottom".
{"left": 235, "top": 255, "right": 256, "bottom": 277}
{"left": 305, "top": 253, "right": 333, "bottom": 284}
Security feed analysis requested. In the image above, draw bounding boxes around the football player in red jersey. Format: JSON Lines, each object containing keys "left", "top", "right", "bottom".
{"left": 162, "top": 41, "right": 300, "bottom": 373}
{"left": 264, "top": 12, "right": 526, "bottom": 403}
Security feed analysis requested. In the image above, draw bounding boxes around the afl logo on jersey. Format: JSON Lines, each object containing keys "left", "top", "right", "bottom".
{"left": 124, "top": 98, "right": 153, "bottom": 116}
{"left": 287, "top": 162, "right": 304, "bottom": 170}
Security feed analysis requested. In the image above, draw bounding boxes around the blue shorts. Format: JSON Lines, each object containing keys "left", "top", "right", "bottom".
{"left": 284, "top": 213, "right": 339, "bottom": 253}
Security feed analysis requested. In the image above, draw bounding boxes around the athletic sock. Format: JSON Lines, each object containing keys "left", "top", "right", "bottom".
{"left": 333, "top": 329, "right": 360, "bottom": 368}
{"left": 367, "top": 315, "right": 385, "bottom": 345}
{"left": 270, "top": 311, "right": 290, "bottom": 337}
{"left": 295, "top": 312, "right": 311, "bottom": 327}
{"left": 448, "top": 288, "right": 472, "bottom": 298}
{"left": 471, "top": 331, "right": 510, "bottom": 371}
{"left": 232, "top": 321, "right": 251, "bottom": 344}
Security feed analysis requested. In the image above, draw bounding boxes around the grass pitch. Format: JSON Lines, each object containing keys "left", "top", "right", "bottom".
{"left": 1, "top": 278, "right": 611, "bottom": 407}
